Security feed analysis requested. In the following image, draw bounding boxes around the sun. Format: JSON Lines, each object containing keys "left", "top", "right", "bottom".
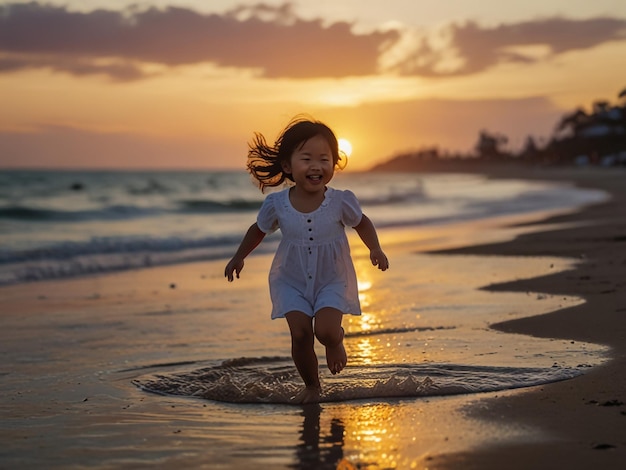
{"left": 338, "top": 138, "right": 353, "bottom": 157}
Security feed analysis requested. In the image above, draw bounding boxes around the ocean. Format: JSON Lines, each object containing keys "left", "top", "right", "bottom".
{"left": 0, "top": 168, "right": 612, "bottom": 468}
{"left": 0, "top": 169, "right": 607, "bottom": 286}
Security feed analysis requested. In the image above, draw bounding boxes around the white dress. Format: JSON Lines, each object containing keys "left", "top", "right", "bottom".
{"left": 256, "top": 186, "right": 363, "bottom": 319}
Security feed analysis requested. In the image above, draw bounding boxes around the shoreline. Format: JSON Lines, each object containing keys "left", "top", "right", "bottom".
{"left": 426, "top": 166, "right": 626, "bottom": 469}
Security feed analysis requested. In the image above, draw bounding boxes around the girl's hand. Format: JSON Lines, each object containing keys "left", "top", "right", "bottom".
{"left": 225, "top": 258, "right": 245, "bottom": 282}
{"left": 224, "top": 223, "right": 266, "bottom": 282}
{"left": 370, "top": 249, "right": 389, "bottom": 271}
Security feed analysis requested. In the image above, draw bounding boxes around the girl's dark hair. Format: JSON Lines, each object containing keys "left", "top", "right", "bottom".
{"left": 247, "top": 116, "right": 347, "bottom": 192}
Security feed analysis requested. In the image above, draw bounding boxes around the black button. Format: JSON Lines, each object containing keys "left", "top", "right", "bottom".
{"left": 309, "top": 237, "right": 313, "bottom": 241}
{"left": 307, "top": 219, "right": 311, "bottom": 223}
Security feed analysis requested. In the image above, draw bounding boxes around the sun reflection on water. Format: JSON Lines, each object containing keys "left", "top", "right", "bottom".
{"left": 341, "top": 403, "right": 405, "bottom": 469}
{"left": 347, "top": 260, "right": 390, "bottom": 366}
{"left": 296, "top": 402, "right": 431, "bottom": 470}
{"left": 357, "top": 279, "right": 372, "bottom": 308}
{"left": 353, "top": 337, "right": 375, "bottom": 365}
{"left": 354, "top": 261, "right": 376, "bottom": 330}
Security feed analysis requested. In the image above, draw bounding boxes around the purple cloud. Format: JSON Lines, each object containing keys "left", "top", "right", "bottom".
{"left": 391, "top": 17, "right": 626, "bottom": 76}
{"left": 0, "top": 2, "right": 397, "bottom": 80}
{"left": 0, "top": 3, "right": 624, "bottom": 81}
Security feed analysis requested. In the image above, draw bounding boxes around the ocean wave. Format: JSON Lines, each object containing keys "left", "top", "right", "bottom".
{"left": 0, "top": 199, "right": 265, "bottom": 222}
{"left": 0, "top": 204, "right": 163, "bottom": 222}
{"left": 357, "top": 185, "right": 425, "bottom": 206}
{"left": 0, "top": 234, "right": 238, "bottom": 262}
{"left": 0, "top": 192, "right": 420, "bottom": 223}
{"left": 0, "top": 235, "right": 280, "bottom": 285}
{"left": 177, "top": 198, "right": 262, "bottom": 213}
{"left": 0, "top": 170, "right": 610, "bottom": 287}
{"left": 346, "top": 325, "right": 455, "bottom": 336}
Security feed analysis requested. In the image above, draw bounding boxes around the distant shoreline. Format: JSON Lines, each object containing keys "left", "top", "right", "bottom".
{"left": 369, "top": 157, "right": 625, "bottom": 176}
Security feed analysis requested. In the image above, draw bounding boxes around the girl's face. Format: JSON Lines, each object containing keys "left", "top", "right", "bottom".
{"left": 282, "top": 134, "right": 335, "bottom": 193}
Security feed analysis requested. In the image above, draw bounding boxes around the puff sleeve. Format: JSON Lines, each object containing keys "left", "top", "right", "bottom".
{"left": 256, "top": 193, "right": 279, "bottom": 234}
{"left": 340, "top": 190, "right": 363, "bottom": 228}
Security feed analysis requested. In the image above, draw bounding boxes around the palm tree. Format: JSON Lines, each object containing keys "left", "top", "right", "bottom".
{"left": 556, "top": 109, "right": 589, "bottom": 138}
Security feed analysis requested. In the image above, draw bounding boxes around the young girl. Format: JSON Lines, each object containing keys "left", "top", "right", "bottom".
{"left": 224, "top": 117, "right": 389, "bottom": 404}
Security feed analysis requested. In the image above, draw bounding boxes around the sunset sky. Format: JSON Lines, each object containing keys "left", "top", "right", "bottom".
{"left": 1, "top": 0, "right": 625, "bottom": 170}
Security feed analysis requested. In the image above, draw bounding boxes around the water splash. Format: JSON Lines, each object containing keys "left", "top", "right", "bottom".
{"left": 133, "top": 356, "right": 587, "bottom": 405}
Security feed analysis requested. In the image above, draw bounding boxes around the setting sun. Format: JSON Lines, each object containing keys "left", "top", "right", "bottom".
{"left": 338, "top": 138, "right": 353, "bottom": 157}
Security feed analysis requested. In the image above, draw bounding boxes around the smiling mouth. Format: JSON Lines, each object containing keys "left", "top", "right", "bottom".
{"left": 307, "top": 175, "right": 322, "bottom": 181}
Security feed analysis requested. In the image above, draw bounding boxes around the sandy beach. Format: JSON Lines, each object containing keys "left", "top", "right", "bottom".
{"left": 1, "top": 166, "right": 625, "bottom": 469}
{"left": 427, "top": 166, "right": 626, "bottom": 469}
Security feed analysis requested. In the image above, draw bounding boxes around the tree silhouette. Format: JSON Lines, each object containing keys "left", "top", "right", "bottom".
{"left": 475, "top": 130, "right": 508, "bottom": 160}
{"left": 372, "top": 85, "right": 626, "bottom": 171}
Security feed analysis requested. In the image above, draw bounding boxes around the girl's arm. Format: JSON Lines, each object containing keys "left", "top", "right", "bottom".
{"left": 224, "top": 223, "right": 266, "bottom": 281}
{"left": 353, "top": 214, "right": 389, "bottom": 271}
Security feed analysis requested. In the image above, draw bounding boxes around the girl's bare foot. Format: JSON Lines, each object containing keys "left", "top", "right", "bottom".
{"left": 326, "top": 328, "right": 347, "bottom": 375}
{"left": 291, "top": 386, "right": 321, "bottom": 405}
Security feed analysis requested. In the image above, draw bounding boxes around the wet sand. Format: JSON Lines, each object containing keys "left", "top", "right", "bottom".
{"left": 1, "top": 166, "right": 625, "bottom": 469}
{"left": 428, "top": 166, "right": 626, "bottom": 469}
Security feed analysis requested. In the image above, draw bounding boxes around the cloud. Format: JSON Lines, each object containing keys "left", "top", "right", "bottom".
{"left": 1, "top": 3, "right": 625, "bottom": 81}
{"left": 0, "top": 2, "right": 397, "bottom": 80}
{"left": 387, "top": 17, "right": 626, "bottom": 76}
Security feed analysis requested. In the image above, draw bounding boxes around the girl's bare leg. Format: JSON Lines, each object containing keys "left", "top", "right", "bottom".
{"left": 286, "top": 311, "right": 321, "bottom": 404}
{"left": 314, "top": 307, "right": 347, "bottom": 375}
